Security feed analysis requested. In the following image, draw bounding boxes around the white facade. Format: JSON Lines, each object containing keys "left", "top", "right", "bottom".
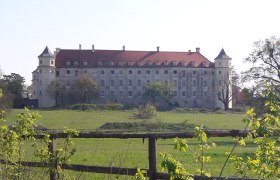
{"left": 32, "top": 46, "right": 232, "bottom": 109}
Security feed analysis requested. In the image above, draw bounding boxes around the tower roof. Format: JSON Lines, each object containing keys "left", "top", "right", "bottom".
{"left": 38, "top": 46, "right": 54, "bottom": 58}
{"left": 214, "top": 48, "right": 231, "bottom": 60}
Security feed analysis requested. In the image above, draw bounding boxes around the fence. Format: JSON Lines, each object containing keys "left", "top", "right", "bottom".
{"left": 1, "top": 130, "right": 259, "bottom": 180}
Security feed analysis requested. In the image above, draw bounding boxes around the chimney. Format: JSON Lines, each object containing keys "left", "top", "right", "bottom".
{"left": 123, "top": 45, "right": 125, "bottom": 51}
{"left": 157, "top": 46, "right": 160, "bottom": 52}
{"left": 92, "top": 44, "right": 95, "bottom": 52}
{"left": 196, "top": 47, "right": 200, "bottom": 53}
{"left": 54, "top": 48, "right": 61, "bottom": 56}
{"left": 188, "top": 50, "right": 191, "bottom": 53}
{"left": 79, "top": 44, "right": 82, "bottom": 50}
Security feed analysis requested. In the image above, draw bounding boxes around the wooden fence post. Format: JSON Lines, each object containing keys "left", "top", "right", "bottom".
{"left": 48, "top": 134, "right": 56, "bottom": 180}
{"left": 148, "top": 137, "right": 157, "bottom": 180}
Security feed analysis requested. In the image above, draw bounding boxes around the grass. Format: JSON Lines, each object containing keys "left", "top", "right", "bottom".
{"left": 4, "top": 108, "right": 255, "bottom": 179}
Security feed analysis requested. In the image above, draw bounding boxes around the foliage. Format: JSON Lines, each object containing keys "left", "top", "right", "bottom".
{"left": 160, "top": 125, "right": 215, "bottom": 180}
{"left": 0, "top": 79, "right": 14, "bottom": 109}
{"left": 227, "top": 85, "right": 280, "bottom": 179}
{"left": 0, "top": 107, "right": 39, "bottom": 179}
{"left": 70, "top": 76, "right": 98, "bottom": 104}
{"left": 2, "top": 73, "right": 25, "bottom": 107}
{"left": 135, "top": 104, "right": 156, "bottom": 119}
{"left": 135, "top": 168, "right": 147, "bottom": 180}
{"left": 144, "top": 81, "right": 173, "bottom": 105}
{"left": 35, "top": 128, "right": 79, "bottom": 179}
{"left": 47, "top": 80, "right": 65, "bottom": 106}
{"left": 70, "top": 103, "right": 124, "bottom": 111}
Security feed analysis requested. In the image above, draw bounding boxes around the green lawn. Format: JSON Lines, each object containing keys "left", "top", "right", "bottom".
{"left": 5, "top": 109, "right": 255, "bottom": 179}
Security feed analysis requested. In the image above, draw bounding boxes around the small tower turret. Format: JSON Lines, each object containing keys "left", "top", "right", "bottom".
{"left": 214, "top": 48, "right": 232, "bottom": 110}
{"left": 32, "top": 46, "right": 56, "bottom": 108}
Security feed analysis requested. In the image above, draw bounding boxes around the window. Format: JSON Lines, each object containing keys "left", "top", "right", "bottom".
{"left": 203, "top": 91, "right": 207, "bottom": 96}
{"left": 66, "top": 61, "right": 70, "bottom": 66}
{"left": 219, "top": 71, "right": 221, "bottom": 75}
{"left": 66, "top": 80, "right": 70, "bottom": 86}
{"left": 173, "top": 80, "right": 177, "bottom": 86}
{"left": 101, "top": 70, "right": 105, "bottom": 74}
{"left": 40, "top": 60, "right": 42, "bottom": 65}
{"left": 56, "top": 71, "right": 60, "bottom": 76}
{"left": 128, "top": 61, "right": 132, "bottom": 66}
{"left": 39, "top": 91, "right": 42, "bottom": 96}
{"left": 119, "top": 80, "right": 123, "bottom": 86}
{"left": 164, "top": 61, "right": 168, "bottom": 66}
{"left": 204, "top": 71, "right": 207, "bottom": 75}
{"left": 101, "top": 80, "right": 105, "bottom": 86}
{"left": 39, "top": 80, "right": 42, "bottom": 86}
{"left": 137, "top": 70, "right": 141, "bottom": 74}
{"left": 137, "top": 80, "right": 141, "bottom": 86}
{"left": 212, "top": 71, "right": 215, "bottom": 75}
{"left": 146, "top": 70, "right": 150, "bottom": 74}
{"left": 39, "top": 69, "right": 42, "bottom": 73}
{"left": 219, "top": 80, "right": 222, "bottom": 86}
{"left": 119, "top": 70, "right": 123, "bottom": 74}
{"left": 111, "top": 80, "right": 114, "bottom": 86}
{"left": 173, "top": 61, "right": 177, "bottom": 66}
{"left": 66, "top": 70, "right": 70, "bottom": 75}
{"left": 129, "top": 70, "right": 132, "bottom": 74}
{"left": 193, "top": 71, "right": 196, "bottom": 75}
{"left": 129, "top": 79, "right": 132, "bottom": 86}
{"left": 148, "top": 61, "right": 153, "bottom": 66}
{"left": 111, "top": 91, "right": 114, "bottom": 97}
{"left": 98, "top": 62, "right": 102, "bottom": 66}
{"left": 182, "top": 80, "right": 186, "bottom": 86}
{"left": 192, "top": 91, "right": 197, "bottom": 96}
{"left": 100, "top": 91, "right": 105, "bottom": 97}
{"left": 164, "top": 70, "right": 168, "bottom": 74}
{"left": 182, "top": 71, "right": 186, "bottom": 77}
{"left": 33, "top": 75, "right": 36, "bottom": 79}
{"left": 156, "top": 70, "right": 159, "bottom": 74}
{"left": 109, "top": 62, "right": 114, "bottom": 66}
{"left": 174, "top": 70, "right": 177, "bottom": 74}
{"left": 155, "top": 61, "right": 160, "bottom": 66}
{"left": 75, "top": 70, "right": 78, "bottom": 77}
{"left": 137, "top": 62, "right": 141, "bottom": 66}
{"left": 84, "top": 70, "right": 87, "bottom": 74}
{"left": 119, "top": 91, "right": 123, "bottom": 96}
{"left": 83, "top": 61, "right": 88, "bottom": 66}
{"left": 173, "top": 91, "right": 177, "bottom": 96}
{"left": 147, "top": 80, "right": 150, "bottom": 85}
{"left": 182, "top": 91, "right": 186, "bottom": 96}
{"left": 74, "top": 62, "right": 78, "bottom": 66}
{"left": 111, "top": 70, "right": 114, "bottom": 74}
{"left": 193, "top": 80, "right": 196, "bottom": 87}
{"left": 128, "top": 91, "right": 132, "bottom": 96}
{"left": 138, "top": 91, "right": 141, "bottom": 96}
{"left": 203, "top": 80, "right": 207, "bottom": 87}
{"left": 50, "top": 60, "right": 53, "bottom": 65}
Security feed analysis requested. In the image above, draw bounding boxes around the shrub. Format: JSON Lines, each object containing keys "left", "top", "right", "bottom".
{"left": 70, "top": 103, "right": 124, "bottom": 111}
{"left": 135, "top": 104, "right": 156, "bottom": 119}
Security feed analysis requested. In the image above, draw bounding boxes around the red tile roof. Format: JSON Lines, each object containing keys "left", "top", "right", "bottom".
{"left": 55, "top": 49, "right": 214, "bottom": 68}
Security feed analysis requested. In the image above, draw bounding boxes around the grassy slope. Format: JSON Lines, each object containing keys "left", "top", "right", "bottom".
{"left": 6, "top": 109, "right": 251, "bottom": 179}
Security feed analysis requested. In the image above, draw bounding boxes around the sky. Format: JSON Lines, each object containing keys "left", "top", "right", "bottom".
{"left": 0, "top": 0, "right": 280, "bottom": 85}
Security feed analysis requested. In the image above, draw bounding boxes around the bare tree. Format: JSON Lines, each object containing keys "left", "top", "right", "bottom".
{"left": 217, "top": 73, "right": 232, "bottom": 110}
{"left": 47, "top": 80, "right": 65, "bottom": 106}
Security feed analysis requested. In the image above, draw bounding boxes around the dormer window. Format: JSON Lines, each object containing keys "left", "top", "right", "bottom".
{"left": 155, "top": 61, "right": 160, "bottom": 66}
{"left": 190, "top": 61, "right": 195, "bottom": 67}
{"left": 109, "top": 62, "right": 114, "bottom": 66}
{"left": 66, "top": 61, "right": 70, "bottom": 66}
{"left": 98, "top": 62, "right": 102, "bottom": 66}
{"left": 148, "top": 61, "right": 153, "bottom": 66}
{"left": 164, "top": 61, "right": 169, "bottom": 66}
{"left": 172, "top": 61, "right": 177, "bottom": 66}
{"left": 128, "top": 61, "right": 132, "bottom": 66}
{"left": 202, "top": 61, "right": 206, "bottom": 67}
{"left": 137, "top": 62, "right": 141, "bottom": 66}
{"left": 180, "top": 61, "right": 185, "bottom": 66}
{"left": 74, "top": 62, "right": 78, "bottom": 66}
{"left": 83, "top": 61, "right": 88, "bottom": 66}
{"left": 118, "top": 62, "right": 123, "bottom": 66}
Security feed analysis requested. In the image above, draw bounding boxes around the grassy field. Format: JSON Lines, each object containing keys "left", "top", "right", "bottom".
{"left": 5, "top": 109, "right": 254, "bottom": 179}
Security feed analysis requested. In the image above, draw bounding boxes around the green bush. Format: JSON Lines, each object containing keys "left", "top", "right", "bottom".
{"left": 70, "top": 103, "right": 124, "bottom": 111}
{"left": 135, "top": 104, "right": 156, "bottom": 119}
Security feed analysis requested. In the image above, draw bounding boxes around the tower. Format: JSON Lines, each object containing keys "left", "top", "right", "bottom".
{"left": 214, "top": 48, "right": 232, "bottom": 109}
{"left": 31, "top": 46, "right": 56, "bottom": 108}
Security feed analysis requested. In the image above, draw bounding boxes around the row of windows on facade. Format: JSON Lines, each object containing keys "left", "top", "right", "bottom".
{"left": 33, "top": 89, "right": 207, "bottom": 98}
{"left": 55, "top": 69, "right": 223, "bottom": 77}
{"left": 65, "top": 60, "right": 207, "bottom": 67}
{"left": 40, "top": 60, "right": 54, "bottom": 65}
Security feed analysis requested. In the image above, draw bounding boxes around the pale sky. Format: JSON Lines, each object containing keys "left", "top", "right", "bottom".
{"left": 0, "top": 0, "right": 279, "bottom": 85}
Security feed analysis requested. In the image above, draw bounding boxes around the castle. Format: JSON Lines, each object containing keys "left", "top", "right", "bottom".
{"left": 31, "top": 45, "right": 232, "bottom": 109}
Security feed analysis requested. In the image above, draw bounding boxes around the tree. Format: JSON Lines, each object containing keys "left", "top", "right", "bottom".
{"left": 3, "top": 73, "right": 25, "bottom": 106}
{"left": 217, "top": 73, "right": 232, "bottom": 110}
{"left": 47, "top": 80, "right": 65, "bottom": 106}
{"left": 242, "top": 36, "right": 280, "bottom": 92}
{"left": 70, "top": 76, "right": 98, "bottom": 104}
{"left": 144, "top": 81, "right": 173, "bottom": 105}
